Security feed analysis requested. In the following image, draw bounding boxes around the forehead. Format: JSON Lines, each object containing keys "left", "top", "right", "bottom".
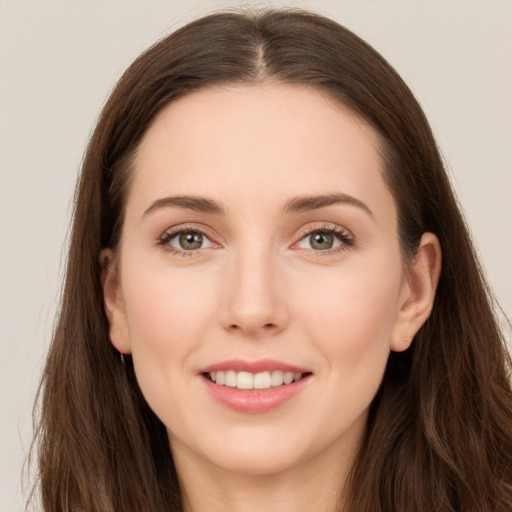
{"left": 129, "top": 83, "right": 393, "bottom": 219}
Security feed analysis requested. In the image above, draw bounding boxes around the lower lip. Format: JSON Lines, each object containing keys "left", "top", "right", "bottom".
{"left": 202, "top": 374, "right": 311, "bottom": 414}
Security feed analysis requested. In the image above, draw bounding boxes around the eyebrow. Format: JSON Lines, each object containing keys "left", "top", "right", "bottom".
{"left": 143, "top": 195, "right": 226, "bottom": 216}
{"left": 283, "top": 193, "right": 374, "bottom": 217}
{"left": 143, "top": 192, "right": 373, "bottom": 218}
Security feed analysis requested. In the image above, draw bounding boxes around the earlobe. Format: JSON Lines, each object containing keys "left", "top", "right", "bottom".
{"left": 100, "top": 249, "right": 131, "bottom": 354}
{"left": 391, "top": 232, "right": 442, "bottom": 352}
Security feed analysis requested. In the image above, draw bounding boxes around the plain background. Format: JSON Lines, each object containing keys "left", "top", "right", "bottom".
{"left": 1, "top": 1, "right": 511, "bottom": 510}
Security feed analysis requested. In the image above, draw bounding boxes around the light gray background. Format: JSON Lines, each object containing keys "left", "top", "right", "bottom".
{"left": 1, "top": 1, "right": 511, "bottom": 510}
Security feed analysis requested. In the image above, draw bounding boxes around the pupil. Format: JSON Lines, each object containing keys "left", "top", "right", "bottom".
{"left": 311, "top": 232, "right": 333, "bottom": 250}
{"left": 179, "top": 231, "right": 203, "bottom": 250}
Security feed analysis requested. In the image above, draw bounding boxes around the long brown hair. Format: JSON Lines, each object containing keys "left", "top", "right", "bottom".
{"left": 31, "top": 9, "right": 512, "bottom": 511}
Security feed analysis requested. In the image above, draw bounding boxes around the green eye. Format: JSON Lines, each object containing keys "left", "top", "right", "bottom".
{"left": 296, "top": 228, "right": 352, "bottom": 252}
{"left": 162, "top": 230, "right": 214, "bottom": 252}
{"left": 178, "top": 231, "right": 204, "bottom": 250}
{"left": 309, "top": 232, "right": 335, "bottom": 250}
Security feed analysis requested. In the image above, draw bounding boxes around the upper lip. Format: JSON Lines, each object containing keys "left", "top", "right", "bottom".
{"left": 199, "top": 359, "right": 310, "bottom": 374}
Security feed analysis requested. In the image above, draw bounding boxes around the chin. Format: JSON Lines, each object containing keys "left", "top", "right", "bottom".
{"left": 205, "top": 443, "right": 306, "bottom": 477}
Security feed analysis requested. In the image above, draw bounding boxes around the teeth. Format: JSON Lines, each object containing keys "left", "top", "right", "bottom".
{"left": 271, "top": 370, "right": 284, "bottom": 387}
{"left": 208, "top": 370, "right": 303, "bottom": 390}
{"left": 253, "top": 371, "right": 271, "bottom": 389}
{"left": 225, "top": 370, "right": 237, "bottom": 388}
{"left": 283, "top": 372, "right": 294, "bottom": 385}
{"left": 237, "top": 371, "right": 254, "bottom": 390}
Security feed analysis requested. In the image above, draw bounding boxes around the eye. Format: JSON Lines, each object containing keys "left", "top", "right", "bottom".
{"left": 295, "top": 227, "right": 353, "bottom": 252}
{"left": 160, "top": 228, "right": 216, "bottom": 252}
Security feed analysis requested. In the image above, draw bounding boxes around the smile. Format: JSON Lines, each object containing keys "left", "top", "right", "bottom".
{"left": 207, "top": 370, "right": 304, "bottom": 390}
{"left": 200, "top": 360, "right": 312, "bottom": 413}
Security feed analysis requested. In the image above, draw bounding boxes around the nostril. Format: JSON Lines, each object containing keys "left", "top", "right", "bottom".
{"left": 227, "top": 323, "right": 277, "bottom": 332}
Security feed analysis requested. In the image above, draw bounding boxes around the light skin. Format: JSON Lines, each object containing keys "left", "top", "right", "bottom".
{"left": 102, "top": 83, "right": 441, "bottom": 512}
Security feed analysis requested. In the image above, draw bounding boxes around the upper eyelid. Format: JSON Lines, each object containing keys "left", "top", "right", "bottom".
{"left": 294, "top": 222, "right": 353, "bottom": 240}
{"left": 159, "top": 223, "right": 218, "bottom": 241}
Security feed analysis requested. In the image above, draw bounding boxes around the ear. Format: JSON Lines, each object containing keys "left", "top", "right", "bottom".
{"left": 100, "top": 249, "right": 131, "bottom": 354}
{"left": 391, "top": 232, "right": 442, "bottom": 352}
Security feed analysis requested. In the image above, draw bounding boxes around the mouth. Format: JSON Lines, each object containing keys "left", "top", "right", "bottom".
{"left": 199, "top": 359, "right": 312, "bottom": 412}
{"left": 204, "top": 370, "right": 311, "bottom": 390}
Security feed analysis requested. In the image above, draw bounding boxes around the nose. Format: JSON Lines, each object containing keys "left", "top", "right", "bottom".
{"left": 219, "top": 247, "right": 289, "bottom": 337}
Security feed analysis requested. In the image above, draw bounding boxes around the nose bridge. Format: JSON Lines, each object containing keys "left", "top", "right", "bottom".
{"left": 221, "top": 239, "right": 287, "bottom": 335}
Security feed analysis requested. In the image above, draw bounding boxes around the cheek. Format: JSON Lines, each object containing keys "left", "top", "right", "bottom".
{"left": 296, "top": 259, "right": 402, "bottom": 368}
{"left": 120, "top": 264, "right": 219, "bottom": 398}
{"left": 122, "top": 264, "right": 217, "bottom": 347}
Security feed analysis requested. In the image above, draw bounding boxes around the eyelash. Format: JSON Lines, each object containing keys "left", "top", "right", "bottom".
{"left": 157, "top": 224, "right": 216, "bottom": 257}
{"left": 157, "top": 223, "right": 355, "bottom": 257}
{"left": 294, "top": 224, "right": 355, "bottom": 256}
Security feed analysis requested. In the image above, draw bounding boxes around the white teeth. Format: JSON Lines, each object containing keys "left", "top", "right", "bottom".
{"left": 271, "top": 370, "right": 284, "bottom": 386}
{"left": 208, "top": 370, "right": 304, "bottom": 390}
{"left": 253, "top": 371, "right": 271, "bottom": 389}
{"left": 225, "top": 370, "right": 237, "bottom": 388}
{"left": 283, "top": 372, "right": 294, "bottom": 385}
{"left": 236, "top": 371, "right": 254, "bottom": 390}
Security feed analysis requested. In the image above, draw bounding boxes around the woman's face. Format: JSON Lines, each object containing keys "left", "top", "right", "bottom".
{"left": 104, "top": 84, "right": 420, "bottom": 478}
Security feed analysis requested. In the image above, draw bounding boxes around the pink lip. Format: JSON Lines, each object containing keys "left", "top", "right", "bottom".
{"left": 199, "top": 359, "right": 312, "bottom": 414}
{"left": 199, "top": 359, "right": 309, "bottom": 374}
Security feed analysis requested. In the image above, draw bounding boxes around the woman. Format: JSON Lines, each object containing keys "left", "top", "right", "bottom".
{"left": 32, "top": 9, "right": 512, "bottom": 512}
